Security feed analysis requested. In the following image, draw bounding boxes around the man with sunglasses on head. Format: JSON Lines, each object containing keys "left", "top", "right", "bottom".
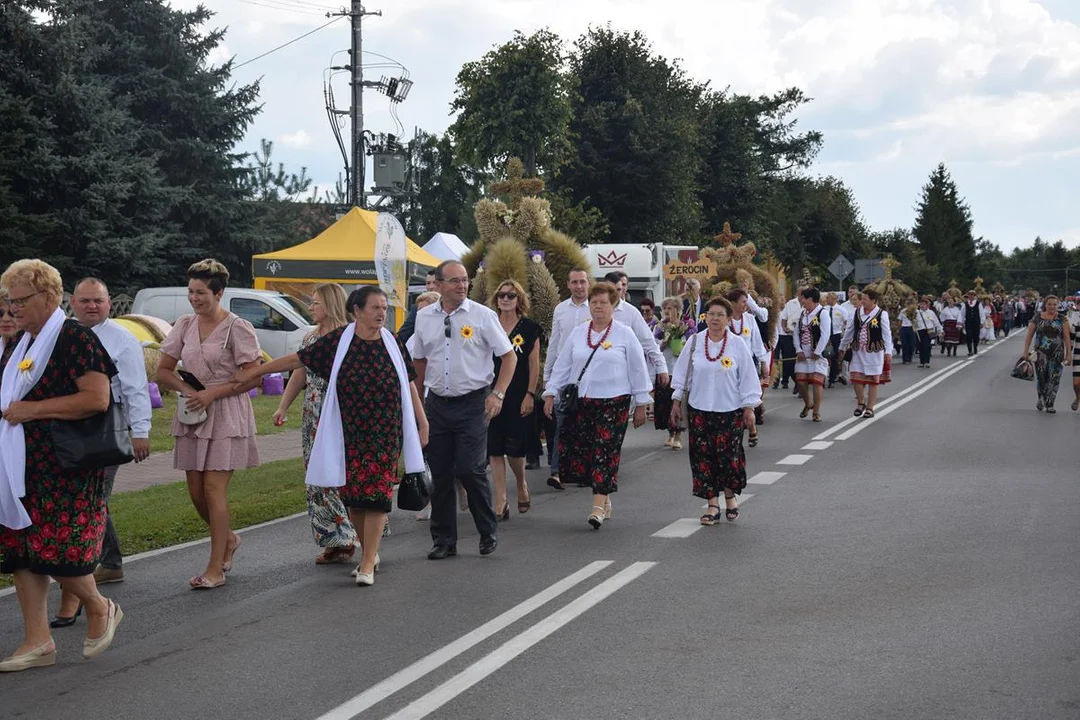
{"left": 411, "top": 261, "right": 516, "bottom": 560}
{"left": 51, "top": 278, "right": 152, "bottom": 628}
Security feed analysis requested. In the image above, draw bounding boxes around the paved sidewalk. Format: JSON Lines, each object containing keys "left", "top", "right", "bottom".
{"left": 113, "top": 430, "right": 303, "bottom": 494}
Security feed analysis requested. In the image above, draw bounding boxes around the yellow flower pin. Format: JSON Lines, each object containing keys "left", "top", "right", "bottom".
{"left": 721, "top": 356, "right": 734, "bottom": 369}
{"left": 601, "top": 341, "right": 613, "bottom": 350}
{"left": 698, "top": 313, "right": 707, "bottom": 322}
{"left": 741, "top": 327, "right": 750, "bottom": 337}
{"left": 512, "top": 334, "right": 524, "bottom": 347}
{"left": 460, "top": 325, "right": 475, "bottom": 340}
{"left": 870, "top": 319, "right": 879, "bottom": 328}
{"left": 17, "top": 358, "right": 33, "bottom": 372}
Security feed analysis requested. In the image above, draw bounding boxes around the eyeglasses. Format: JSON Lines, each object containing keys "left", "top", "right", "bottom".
{"left": 441, "top": 277, "right": 469, "bottom": 286}
{"left": 0, "top": 308, "right": 12, "bottom": 318}
{"left": 6, "top": 291, "right": 42, "bottom": 308}
{"left": 496, "top": 292, "right": 518, "bottom": 300}
{"left": 444, "top": 315, "right": 452, "bottom": 338}
{"left": 705, "top": 312, "right": 728, "bottom": 319}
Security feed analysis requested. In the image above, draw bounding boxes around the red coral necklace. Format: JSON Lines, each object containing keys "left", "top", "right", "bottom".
{"left": 704, "top": 331, "right": 728, "bottom": 362}
{"left": 587, "top": 322, "right": 613, "bottom": 349}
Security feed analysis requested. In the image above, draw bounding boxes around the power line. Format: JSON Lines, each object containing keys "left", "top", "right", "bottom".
{"left": 233, "top": 16, "right": 345, "bottom": 70}
{"left": 235, "top": 0, "right": 324, "bottom": 15}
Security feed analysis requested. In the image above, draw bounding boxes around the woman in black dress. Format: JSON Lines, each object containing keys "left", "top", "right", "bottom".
{"left": 487, "top": 280, "right": 540, "bottom": 518}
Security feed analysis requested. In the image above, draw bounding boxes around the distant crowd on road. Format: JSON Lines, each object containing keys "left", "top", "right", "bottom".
{"left": 1, "top": 255, "right": 1077, "bottom": 675}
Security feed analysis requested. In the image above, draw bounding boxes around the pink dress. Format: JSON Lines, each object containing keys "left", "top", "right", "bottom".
{"left": 160, "top": 313, "right": 261, "bottom": 472}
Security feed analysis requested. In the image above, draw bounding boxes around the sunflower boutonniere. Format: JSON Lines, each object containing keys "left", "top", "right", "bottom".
{"left": 511, "top": 334, "right": 524, "bottom": 352}
{"left": 870, "top": 319, "right": 879, "bottom": 328}
{"left": 17, "top": 358, "right": 33, "bottom": 373}
{"left": 810, "top": 316, "right": 820, "bottom": 326}
{"left": 460, "top": 325, "right": 475, "bottom": 341}
{"left": 601, "top": 340, "right": 613, "bottom": 350}
{"left": 720, "top": 356, "right": 734, "bottom": 369}
{"left": 698, "top": 312, "right": 707, "bottom": 323}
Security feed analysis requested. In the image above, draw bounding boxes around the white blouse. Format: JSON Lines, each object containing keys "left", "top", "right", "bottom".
{"left": 670, "top": 329, "right": 762, "bottom": 412}
{"left": 731, "top": 312, "right": 768, "bottom": 365}
{"left": 544, "top": 321, "right": 653, "bottom": 405}
{"left": 940, "top": 306, "right": 963, "bottom": 324}
{"left": 795, "top": 305, "right": 832, "bottom": 357}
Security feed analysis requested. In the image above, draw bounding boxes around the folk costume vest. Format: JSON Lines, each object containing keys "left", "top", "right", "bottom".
{"left": 798, "top": 306, "right": 824, "bottom": 349}
{"left": 853, "top": 307, "right": 885, "bottom": 352}
{"left": 964, "top": 301, "right": 981, "bottom": 325}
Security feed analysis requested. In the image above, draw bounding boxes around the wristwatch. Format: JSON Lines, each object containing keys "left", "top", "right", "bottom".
{"left": 492, "top": 389, "right": 506, "bottom": 400}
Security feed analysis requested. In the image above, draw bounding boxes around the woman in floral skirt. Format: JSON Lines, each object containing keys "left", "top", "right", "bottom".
{"left": 543, "top": 282, "right": 652, "bottom": 530}
{"left": 669, "top": 297, "right": 761, "bottom": 524}
{"left": 238, "top": 286, "right": 428, "bottom": 586}
{"left": 0, "top": 260, "right": 123, "bottom": 671}
{"left": 272, "top": 283, "right": 358, "bottom": 564}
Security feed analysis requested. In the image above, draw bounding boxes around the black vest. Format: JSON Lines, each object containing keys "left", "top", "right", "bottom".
{"left": 799, "top": 307, "right": 824, "bottom": 349}
{"left": 853, "top": 308, "right": 885, "bottom": 352}
{"left": 964, "top": 301, "right": 981, "bottom": 325}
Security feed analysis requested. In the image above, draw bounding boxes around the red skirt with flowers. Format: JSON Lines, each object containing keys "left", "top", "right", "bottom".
{"left": 559, "top": 395, "right": 631, "bottom": 494}
{"left": 687, "top": 407, "right": 747, "bottom": 499}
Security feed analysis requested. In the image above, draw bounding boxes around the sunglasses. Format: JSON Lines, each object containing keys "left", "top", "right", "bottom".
{"left": 0, "top": 308, "right": 12, "bottom": 318}
{"left": 496, "top": 292, "right": 518, "bottom": 300}
{"left": 444, "top": 315, "right": 452, "bottom": 338}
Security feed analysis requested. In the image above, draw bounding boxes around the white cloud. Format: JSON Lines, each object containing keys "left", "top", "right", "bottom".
{"left": 278, "top": 130, "right": 312, "bottom": 149}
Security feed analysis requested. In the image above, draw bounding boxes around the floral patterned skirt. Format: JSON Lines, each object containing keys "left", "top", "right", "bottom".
{"left": 0, "top": 465, "right": 106, "bottom": 577}
{"left": 687, "top": 407, "right": 747, "bottom": 499}
{"left": 559, "top": 396, "right": 631, "bottom": 494}
{"left": 306, "top": 486, "right": 357, "bottom": 548}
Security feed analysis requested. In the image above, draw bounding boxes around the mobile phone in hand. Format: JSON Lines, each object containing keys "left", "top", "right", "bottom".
{"left": 177, "top": 369, "right": 206, "bottom": 392}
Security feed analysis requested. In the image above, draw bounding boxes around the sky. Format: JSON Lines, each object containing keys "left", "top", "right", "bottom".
{"left": 171, "top": 0, "right": 1080, "bottom": 253}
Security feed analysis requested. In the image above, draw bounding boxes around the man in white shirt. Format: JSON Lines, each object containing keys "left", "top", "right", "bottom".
{"left": 775, "top": 290, "right": 804, "bottom": 391}
{"left": 54, "top": 278, "right": 151, "bottom": 623}
{"left": 411, "top": 261, "right": 516, "bottom": 560}
{"left": 603, "top": 271, "right": 669, "bottom": 383}
{"left": 543, "top": 268, "right": 591, "bottom": 489}
{"left": 824, "top": 292, "right": 847, "bottom": 388}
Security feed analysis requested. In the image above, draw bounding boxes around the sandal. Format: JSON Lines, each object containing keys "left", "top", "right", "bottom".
{"left": 853, "top": 404, "right": 865, "bottom": 417}
{"left": 588, "top": 506, "right": 606, "bottom": 530}
{"left": 862, "top": 408, "right": 875, "bottom": 419}
{"left": 747, "top": 429, "right": 759, "bottom": 447}
{"left": 315, "top": 547, "right": 355, "bottom": 565}
{"left": 517, "top": 492, "right": 531, "bottom": 514}
{"left": 189, "top": 575, "right": 226, "bottom": 590}
{"left": 799, "top": 406, "right": 811, "bottom": 419}
{"left": 724, "top": 501, "right": 739, "bottom": 522}
{"left": 812, "top": 412, "right": 821, "bottom": 422}
{"left": 222, "top": 534, "right": 241, "bottom": 573}
{"left": 700, "top": 505, "right": 722, "bottom": 526}
{"left": 546, "top": 475, "right": 564, "bottom": 491}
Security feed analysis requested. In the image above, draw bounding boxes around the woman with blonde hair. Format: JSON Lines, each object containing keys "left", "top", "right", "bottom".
{"left": 486, "top": 279, "right": 540, "bottom": 517}
{"left": 272, "top": 283, "right": 359, "bottom": 564}
{"left": 157, "top": 259, "right": 263, "bottom": 589}
{"left": 0, "top": 260, "right": 123, "bottom": 670}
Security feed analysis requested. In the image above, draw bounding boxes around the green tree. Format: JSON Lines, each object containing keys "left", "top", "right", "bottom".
{"left": 450, "top": 29, "right": 573, "bottom": 178}
{"left": 870, "top": 228, "right": 940, "bottom": 293}
{"left": 557, "top": 26, "right": 703, "bottom": 245}
{"left": 912, "top": 163, "right": 976, "bottom": 284}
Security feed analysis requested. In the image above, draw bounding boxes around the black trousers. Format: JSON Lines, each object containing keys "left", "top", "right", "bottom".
{"left": 828, "top": 334, "right": 843, "bottom": 382}
{"left": 917, "top": 329, "right": 933, "bottom": 365}
{"left": 965, "top": 321, "right": 981, "bottom": 354}
{"left": 426, "top": 392, "right": 497, "bottom": 547}
{"left": 775, "top": 335, "right": 796, "bottom": 385}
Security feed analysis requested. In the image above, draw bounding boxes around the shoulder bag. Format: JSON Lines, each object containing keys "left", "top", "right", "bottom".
{"left": 397, "top": 459, "right": 432, "bottom": 511}
{"left": 51, "top": 396, "right": 135, "bottom": 470}
{"left": 556, "top": 342, "right": 603, "bottom": 416}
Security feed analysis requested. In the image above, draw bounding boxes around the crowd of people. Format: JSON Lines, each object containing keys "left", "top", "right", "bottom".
{"left": 1, "top": 254, "right": 1077, "bottom": 674}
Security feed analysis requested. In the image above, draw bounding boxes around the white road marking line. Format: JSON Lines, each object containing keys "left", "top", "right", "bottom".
{"left": 628, "top": 450, "right": 660, "bottom": 467}
{"left": 777, "top": 454, "right": 813, "bottom": 466}
{"left": 834, "top": 360, "right": 971, "bottom": 441}
{"left": 313, "top": 561, "right": 613, "bottom": 720}
{"left": 748, "top": 471, "right": 787, "bottom": 485}
{"left": 0, "top": 511, "right": 309, "bottom": 600}
{"left": 801, "top": 441, "right": 834, "bottom": 451}
{"left": 651, "top": 519, "right": 703, "bottom": 538}
{"left": 382, "top": 562, "right": 657, "bottom": 720}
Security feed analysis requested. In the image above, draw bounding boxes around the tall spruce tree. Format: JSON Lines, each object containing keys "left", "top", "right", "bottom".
{"left": 912, "top": 163, "right": 976, "bottom": 285}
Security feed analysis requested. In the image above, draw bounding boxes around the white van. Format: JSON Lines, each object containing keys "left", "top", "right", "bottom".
{"left": 582, "top": 243, "right": 666, "bottom": 305}
{"left": 132, "top": 287, "right": 314, "bottom": 358}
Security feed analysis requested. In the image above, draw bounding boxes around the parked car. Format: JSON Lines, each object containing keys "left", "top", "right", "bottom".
{"left": 132, "top": 287, "right": 314, "bottom": 358}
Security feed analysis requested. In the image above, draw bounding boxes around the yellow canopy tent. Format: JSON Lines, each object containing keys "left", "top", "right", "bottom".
{"left": 252, "top": 208, "right": 443, "bottom": 328}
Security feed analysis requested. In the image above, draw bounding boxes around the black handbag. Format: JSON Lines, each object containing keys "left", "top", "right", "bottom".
{"left": 397, "top": 461, "right": 432, "bottom": 511}
{"left": 556, "top": 343, "right": 603, "bottom": 416}
{"left": 50, "top": 398, "right": 135, "bottom": 470}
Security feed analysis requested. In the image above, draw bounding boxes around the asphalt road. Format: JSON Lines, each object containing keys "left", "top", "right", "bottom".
{"left": 2, "top": 333, "right": 1079, "bottom": 720}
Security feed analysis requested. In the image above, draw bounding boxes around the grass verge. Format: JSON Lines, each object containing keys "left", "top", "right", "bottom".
{"left": 148, "top": 392, "right": 302, "bottom": 454}
{"left": 0, "top": 458, "right": 306, "bottom": 589}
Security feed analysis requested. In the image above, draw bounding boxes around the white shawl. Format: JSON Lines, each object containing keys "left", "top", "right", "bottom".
{"left": 0, "top": 307, "right": 66, "bottom": 530}
{"left": 306, "top": 324, "right": 424, "bottom": 488}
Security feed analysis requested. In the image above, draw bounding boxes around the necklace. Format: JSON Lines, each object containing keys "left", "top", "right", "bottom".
{"left": 704, "top": 330, "right": 728, "bottom": 362}
{"left": 587, "top": 322, "right": 613, "bottom": 349}
{"left": 733, "top": 315, "right": 744, "bottom": 335}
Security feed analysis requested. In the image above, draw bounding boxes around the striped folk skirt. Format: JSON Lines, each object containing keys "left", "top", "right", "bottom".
{"left": 559, "top": 395, "right": 631, "bottom": 494}
{"left": 687, "top": 407, "right": 747, "bottom": 499}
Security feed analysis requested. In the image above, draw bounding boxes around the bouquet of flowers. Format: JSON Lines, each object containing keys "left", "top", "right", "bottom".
{"left": 656, "top": 320, "right": 691, "bottom": 356}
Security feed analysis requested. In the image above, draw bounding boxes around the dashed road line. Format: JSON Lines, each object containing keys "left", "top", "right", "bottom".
{"left": 777, "top": 453, "right": 814, "bottom": 465}
{"left": 748, "top": 471, "right": 787, "bottom": 485}
{"left": 801, "top": 441, "right": 834, "bottom": 451}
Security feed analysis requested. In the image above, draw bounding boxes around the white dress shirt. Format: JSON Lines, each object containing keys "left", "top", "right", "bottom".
{"left": 827, "top": 304, "right": 847, "bottom": 336}
{"left": 839, "top": 300, "right": 858, "bottom": 323}
{"left": 543, "top": 296, "right": 591, "bottom": 383}
{"left": 91, "top": 319, "right": 152, "bottom": 439}
{"left": 779, "top": 297, "right": 802, "bottom": 336}
{"left": 544, "top": 322, "right": 653, "bottom": 405}
{"left": 612, "top": 300, "right": 668, "bottom": 375}
{"left": 670, "top": 329, "right": 762, "bottom": 411}
{"left": 411, "top": 298, "right": 514, "bottom": 397}
{"left": 745, "top": 294, "right": 769, "bottom": 323}
{"left": 731, "top": 312, "right": 768, "bottom": 366}
{"left": 915, "top": 309, "right": 943, "bottom": 333}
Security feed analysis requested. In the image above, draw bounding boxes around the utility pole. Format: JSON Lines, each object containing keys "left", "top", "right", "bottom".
{"left": 345, "top": 1, "right": 381, "bottom": 208}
